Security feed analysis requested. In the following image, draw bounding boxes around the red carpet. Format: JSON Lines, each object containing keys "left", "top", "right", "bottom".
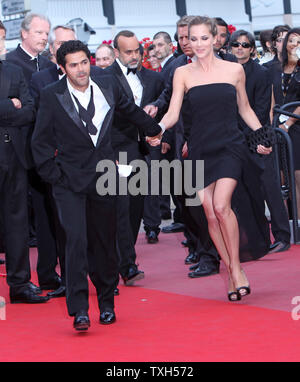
{"left": 1, "top": 233, "right": 300, "bottom": 362}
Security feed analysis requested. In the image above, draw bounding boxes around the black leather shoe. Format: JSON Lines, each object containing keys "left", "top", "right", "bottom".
{"left": 188, "top": 263, "right": 219, "bottom": 278}
{"left": 161, "top": 222, "right": 185, "bottom": 233}
{"left": 40, "top": 275, "right": 62, "bottom": 290}
{"left": 122, "top": 266, "right": 145, "bottom": 286}
{"left": 47, "top": 285, "right": 66, "bottom": 298}
{"left": 114, "top": 287, "right": 119, "bottom": 296}
{"left": 28, "top": 281, "right": 42, "bottom": 295}
{"left": 184, "top": 252, "right": 200, "bottom": 265}
{"left": 10, "top": 286, "right": 50, "bottom": 304}
{"left": 181, "top": 240, "right": 188, "bottom": 247}
{"left": 73, "top": 311, "right": 90, "bottom": 331}
{"left": 268, "top": 241, "right": 291, "bottom": 254}
{"left": 100, "top": 311, "right": 116, "bottom": 325}
{"left": 146, "top": 231, "right": 159, "bottom": 244}
{"left": 189, "top": 261, "right": 200, "bottom": 271}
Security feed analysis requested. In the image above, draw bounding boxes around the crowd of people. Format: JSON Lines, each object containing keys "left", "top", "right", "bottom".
{"left": 0, "top": 12, "right": 299, "bottom": 331}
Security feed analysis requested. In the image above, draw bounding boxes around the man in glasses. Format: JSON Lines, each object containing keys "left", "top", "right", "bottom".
{"left": 230, "top": 30, "right": 291, "bottom": 254}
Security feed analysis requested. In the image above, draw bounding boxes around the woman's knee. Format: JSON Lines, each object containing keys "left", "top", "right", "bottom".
{"left": 213, "top": 202, "right": 231, "bottom": 222}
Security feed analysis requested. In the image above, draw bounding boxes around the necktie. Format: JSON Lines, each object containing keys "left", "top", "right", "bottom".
{"left": 157, "top": 65, "right": 162, "bottom": 72}
{"left": 127, "top": 67, "right": 137, "bottom": 75}
{"left": 187, "top": 58, "right": 192, "bottom": 64}
{"left": 33, "top": 57, "right": 40, "bottom": 71}
{"left": 72, "top": 86, "right": 98, "bottom": 135}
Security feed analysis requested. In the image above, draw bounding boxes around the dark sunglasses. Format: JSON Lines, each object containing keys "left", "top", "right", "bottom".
{"left": 230, "top": 41, "right": 252, "bottom": 48}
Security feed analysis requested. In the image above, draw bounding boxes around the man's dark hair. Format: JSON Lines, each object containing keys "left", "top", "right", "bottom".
{"left": 56, "top": 40, "right": 90, "bottom": 68}
{"left": 153, "top": 31, "right": 172, "bottom": 44}
{"left": 113, "top": 30, "right": 135, "bottom": 50}
{"left": 215, "top": 17, "right": 228, "bottom": 31}
{"left": 229, "top": 29, "right": 256, "bottom": 58}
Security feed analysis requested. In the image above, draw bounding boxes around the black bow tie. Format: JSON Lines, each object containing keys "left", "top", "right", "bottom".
{"left": 57, "top": 67, "right": 64, "bottom": 75}
{"left": 127, "top": 67, "right": 137, "bottom": 75}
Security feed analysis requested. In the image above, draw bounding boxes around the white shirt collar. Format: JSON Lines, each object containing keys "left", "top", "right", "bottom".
{"left": 20, "top": 44, "right": 38, "bottom": 60}
{"left": 116, "top": 58, "right": 137, "bottom": 76}
{"left": 160, "top": 54, "right": 173, "bottom": 68}
{"left": 67, "top": 77, "right": 92, "bottom": 97}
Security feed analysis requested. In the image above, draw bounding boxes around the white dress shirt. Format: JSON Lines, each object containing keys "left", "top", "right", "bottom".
{"left": 67, "top": 78, "right": 110, "bottom": 146}
{"left": 116, "top": 58, "right": 143, "bottom": 106}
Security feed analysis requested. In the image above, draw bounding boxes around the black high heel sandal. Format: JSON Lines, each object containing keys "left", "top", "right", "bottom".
{"left": 236, "top": 269, "right": 251, "bottom": 298}
{"left": 228, "top": 291, "right": 241, "bottom": 302}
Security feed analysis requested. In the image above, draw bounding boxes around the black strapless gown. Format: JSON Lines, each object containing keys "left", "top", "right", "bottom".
{"left": 186, "top": 83, "right": 270, "bottom": 262}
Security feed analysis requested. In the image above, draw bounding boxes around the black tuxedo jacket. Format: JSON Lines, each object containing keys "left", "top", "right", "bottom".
{"left": 6, "top": 44, "right": 55, "bottom": 85}
{"left": 160, "top": 55, "right": 176, "bottom": 85}
{"left": 31, "top": 73, "right": 162, "bottom": 193}
{"left": 0, "top": 61, "right": 35, "bottom": 169}
{"left": 30, "top": 64, "right": 104, "bottom": 107}
{"left": 105, "top": 61, "right": 164, "bottom": 161}
{"left": 238, "top": 58, "right": 271, "bottom": 132}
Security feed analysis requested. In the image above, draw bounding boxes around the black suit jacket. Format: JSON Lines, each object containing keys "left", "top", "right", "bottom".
{"left": 6, "top": 44, "right": 55, "bottom": 85}
{"left": 0, "top": 61, "right": 35, "bottom": 169}
{"left": 238, "top": 58, "right": 271, "bottom": 132}
{"left": 160, "top": 55, "right": 176, "bottom": 85}
{"left": 105, "top": 61, "right": 164, "bottom": 161}
{"left": 31, "top": 73, "right": 162, "bottom": 193}
{"left": 30, "top": 64, "right": 104, "bottom": 107}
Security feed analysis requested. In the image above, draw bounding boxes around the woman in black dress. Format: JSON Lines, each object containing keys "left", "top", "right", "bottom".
{"left": 150, "top": 16, "right": 272, "bottom": 301}
{"left": 269, "top": 28, "right": 300, "bottom": 216}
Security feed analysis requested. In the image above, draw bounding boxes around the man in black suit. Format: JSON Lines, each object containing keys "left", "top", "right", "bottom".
{"left": 31, "top": 40, "right": 162, "bottom": 331}
{"left": 6, "top": 13, "right": 64, "bottom": 293}
{"left": 0, "top": 58, "right": 49, "bottom": 304}
{"left": 105, "top": 31, "right": 164, "bottom": 284}
{"left": 230, "top": 29, "right": 291, "bottom": 253}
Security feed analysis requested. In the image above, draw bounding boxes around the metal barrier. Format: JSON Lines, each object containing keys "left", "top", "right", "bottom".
{"left": 272, "top": 102, "right": 300, "bottom": 244}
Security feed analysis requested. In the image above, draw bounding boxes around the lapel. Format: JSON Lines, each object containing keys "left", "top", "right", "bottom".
{"left": 136, "top": 67, "right": 146, "bottom": 107}
{"left": 54, "top": 76, "right": 92, "bottom": 142}
{"left": 112, "top": 61, "right": 134, "bottom": 99}
{"left": 91, "top": 75, "right": 115, "bottom": 148}
{"left": 0, "top": 62, "right": 11, "bottom": 99}
{"left": 48, "top": 65, "right": 59, "bottom": 83}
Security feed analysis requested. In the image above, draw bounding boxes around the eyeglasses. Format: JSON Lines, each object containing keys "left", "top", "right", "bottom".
{"left": 230, "top": 41, "right": 252, "bottom": 48}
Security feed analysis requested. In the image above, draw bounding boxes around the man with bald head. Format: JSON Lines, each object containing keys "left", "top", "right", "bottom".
{"left": 105, "top": 30, "right": 164, "bottom": 290}
{"left": 95, "top": 44, "right": 115, "bottom": 69}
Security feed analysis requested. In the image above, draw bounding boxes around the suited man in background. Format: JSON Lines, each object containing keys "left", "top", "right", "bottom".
{"left": 31, "top": 40, "right": 162, "bottom": 331}
{"left": 230, "top": 29, "right": 291, "bottom": 253}
{"left": 6, "top": 13, "right": 64, "bottom": 293}
{"left": 105, "top": 30, "right": 164, "bottom": 285}
{"left": 0, "top": 56, "right": 49, "bottom": 304}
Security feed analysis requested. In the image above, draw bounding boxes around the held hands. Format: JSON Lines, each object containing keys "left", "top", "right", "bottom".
{"left": 146, "top": 131, "right": 162, "bottom": 146}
